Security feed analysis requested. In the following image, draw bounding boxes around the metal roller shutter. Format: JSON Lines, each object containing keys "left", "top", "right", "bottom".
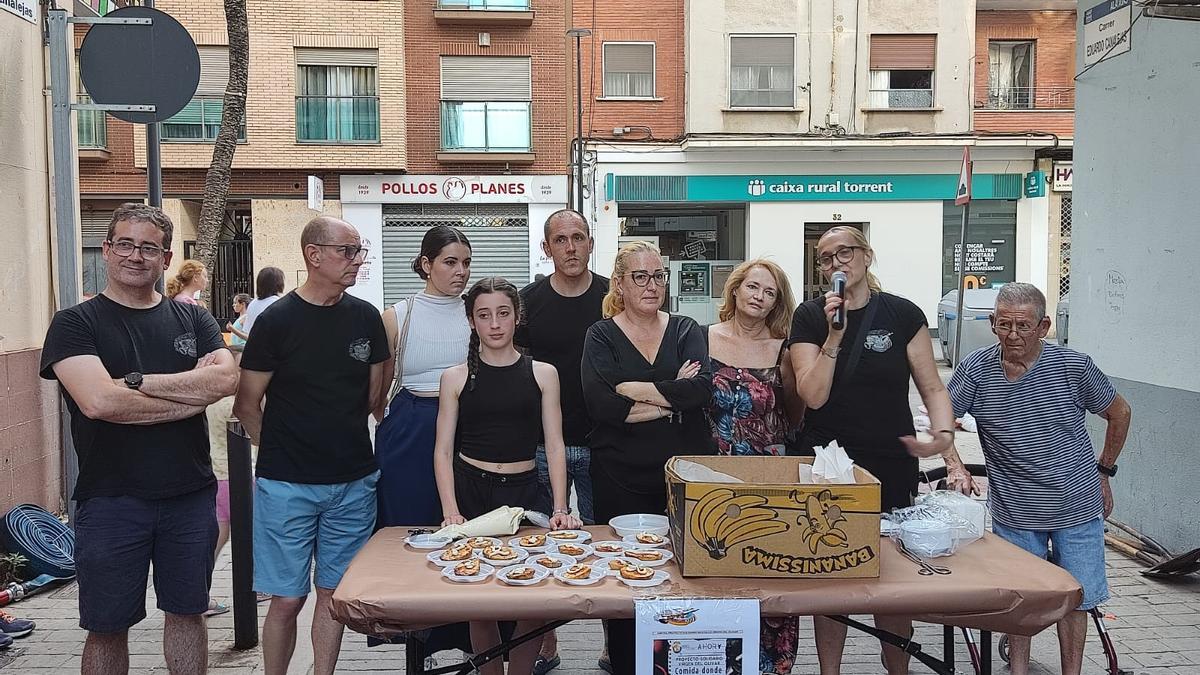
{"left": 440, "top": 57, "right": 532, "bottom": 101}
{"left": 295, "top": 48, "right": 378, "bottom": 67}
{"left": 382, "top": 204, "right": 529, "bottom": 307}
{"left": 81, "top": 209, "right": 112, "bottom": 246}
{"left": 870, "top": 35, "right": 937, "bottom": 70}
{"left": 197, "top": 47, "right": 230, "bottom": 96}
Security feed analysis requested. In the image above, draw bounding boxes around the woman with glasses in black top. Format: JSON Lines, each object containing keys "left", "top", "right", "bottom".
{"left": 581, "top": 241, "right": 715, "bottom": 675}
{"left": 433, "top": 277, "right": 580, "bottom": 675}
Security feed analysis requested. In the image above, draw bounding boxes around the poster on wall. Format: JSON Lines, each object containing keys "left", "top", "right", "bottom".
{"left": 635, "top": 598, "right": 759, "bottom": 675}
{"left": 941, "top": 200, "right": 1017, "bottom": 295}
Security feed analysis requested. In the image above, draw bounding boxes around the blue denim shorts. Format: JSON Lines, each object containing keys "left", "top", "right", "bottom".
{"left": 253, "top": 470, "right": 379, "bottom": 597}
{"left": 992, "top": 516, "right": 1109, "bottom": 611}
{"left": 534, "top": 445, "right": 594, "bottom": 525}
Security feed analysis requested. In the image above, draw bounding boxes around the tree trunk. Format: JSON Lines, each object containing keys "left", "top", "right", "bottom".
{"left": 195, "top": 0, "right": 249, "bottom": 307}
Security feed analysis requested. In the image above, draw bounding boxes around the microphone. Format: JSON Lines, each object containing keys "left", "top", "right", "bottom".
{"left": 831, "top": 271, "right": 847, "bottom": 331}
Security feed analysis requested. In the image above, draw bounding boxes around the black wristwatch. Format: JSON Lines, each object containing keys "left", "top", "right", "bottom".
{"left": 1096, "top": 462, "right": 1117, "bottom": 477}
{"left": 124, "top": 372, "right": 144, "bottom": 390}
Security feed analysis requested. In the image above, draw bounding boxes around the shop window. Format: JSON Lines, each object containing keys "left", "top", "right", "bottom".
{"left": 869, "top": 34, "right": 936, "bottom": 108}
{"left": 729, "top": 35, "right": 795, "bottom": 108}
{"left": 987, "top": 41, "right": 1035, "bottom": 109}
{"left": 295, "top": 49, "right": 380, "bottom": 144}
{"left": 603, "top": 43, "right": 655, "bottom": 98}
{"left": 440, "top": 56, "right": 532, "bottom": 152}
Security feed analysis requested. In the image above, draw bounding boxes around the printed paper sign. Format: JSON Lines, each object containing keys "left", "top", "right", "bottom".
{"left": 636, "top": 598, "right": 759, "bottom": 675}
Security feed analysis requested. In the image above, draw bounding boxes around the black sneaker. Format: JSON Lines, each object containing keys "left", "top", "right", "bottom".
{"left": 0, "top": 610, "right": 35, "bottom": 638}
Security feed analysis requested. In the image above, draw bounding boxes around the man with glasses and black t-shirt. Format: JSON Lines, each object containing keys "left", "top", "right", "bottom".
{"left": 235, "top": 216, "right": 389, "bottom": 675}
{"left": 41, "top": 203, "right": 239, "bottom": 675}
{"left": 514, "top": 209, "right": 609, "bottom": 674}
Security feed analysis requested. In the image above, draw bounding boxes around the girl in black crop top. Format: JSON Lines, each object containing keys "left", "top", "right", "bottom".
{"left": 432, "top": 278, "right": 582, "bottom": 675}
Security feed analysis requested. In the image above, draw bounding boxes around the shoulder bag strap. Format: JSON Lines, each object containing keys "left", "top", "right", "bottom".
{"left": 827, "top": 293, "right": 880, "bottom": 406}
{"left": 386, "top": 296, "right": 415, "bottom": 403}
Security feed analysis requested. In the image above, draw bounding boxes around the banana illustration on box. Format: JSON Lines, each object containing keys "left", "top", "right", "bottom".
{"left": 799, "top": 489, "right": 850, "bottom": 554}
{"left": 688, "top": 488, "right": 789, "bottom": 559}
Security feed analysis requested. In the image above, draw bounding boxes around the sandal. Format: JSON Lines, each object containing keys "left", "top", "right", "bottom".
{"left": 204, "top": 600, "right": 230, "bottom": 617}
{"left": 532, "top": 654, "right": 560, "bottom": 675}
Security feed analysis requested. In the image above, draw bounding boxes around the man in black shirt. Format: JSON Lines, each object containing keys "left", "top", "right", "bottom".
{"left": 235, "top": 216, "right": 388, "bottom": 675}
{"left": 515, "top": 209, "right": 608, "bottom": 674}
{"left": 40, "top": 203, "right": 238, "bottom": 675}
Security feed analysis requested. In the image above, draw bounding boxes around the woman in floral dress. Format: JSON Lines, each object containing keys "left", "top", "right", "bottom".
{"left": 703, "top": 259, "right": 802, "bottom": 674}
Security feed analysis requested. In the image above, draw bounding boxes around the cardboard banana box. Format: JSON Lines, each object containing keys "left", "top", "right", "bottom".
{"left": 666, "top": 456, "right": 881, "bottom": 578}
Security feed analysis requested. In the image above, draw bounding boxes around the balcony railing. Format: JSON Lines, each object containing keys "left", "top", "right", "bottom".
{"left": 77, "top": 96, "right": 107, "bottom": 149}
{"left": 437, "top": 0, "right": 530, "bottom": 9}
{"left": 980, "top": 86, "right": 1075, "bottom": 110}
{"left": 868, "top": 88, "right": 934, "bottom": 109}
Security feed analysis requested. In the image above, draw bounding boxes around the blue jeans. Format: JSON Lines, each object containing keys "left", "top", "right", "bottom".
{"left": 534, "top": 445, "right": 594, "bottom": 525}
{"left": 992, "top": 516, "right": 1109, "bottom": 611}
{"left": 253, "top": 470, "right": 380, "bottom": 597}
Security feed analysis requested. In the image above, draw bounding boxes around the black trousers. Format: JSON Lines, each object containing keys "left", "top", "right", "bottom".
{"left": 591, "top": 461, "right": 668, "bottom": 675}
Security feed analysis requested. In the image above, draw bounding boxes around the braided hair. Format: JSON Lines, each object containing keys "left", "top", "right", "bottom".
{"left": 463, "top": 277, "right": 522, "bottom": 392}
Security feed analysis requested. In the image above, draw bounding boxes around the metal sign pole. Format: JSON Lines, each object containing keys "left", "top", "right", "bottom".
{"left": 952, "top": 200, "right": 971, "bottom": 366}
{"left": 145, "top": 0, "right": 163, "bottom": 209}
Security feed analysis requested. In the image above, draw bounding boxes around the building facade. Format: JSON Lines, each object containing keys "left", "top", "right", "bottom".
{"left": 2, "top": 2, "right": 71, "bottom": 513}
{"left": 1072, "top": 3, "right": 1199, "bottom": 554}
{"left": 582, "top": 0, "right": 1074, "bottom": 333}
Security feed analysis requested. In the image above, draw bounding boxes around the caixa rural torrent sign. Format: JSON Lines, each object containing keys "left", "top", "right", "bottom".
{"left": 341, "top": 175, "right": 568, "bottom": 204}
{"left": 2, "top": 0, "right": 37, "bottom": 23}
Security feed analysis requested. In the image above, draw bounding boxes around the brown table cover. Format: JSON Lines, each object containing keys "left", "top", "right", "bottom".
{"left": 331, "top": 526, "right": 1082, "bottom": 638}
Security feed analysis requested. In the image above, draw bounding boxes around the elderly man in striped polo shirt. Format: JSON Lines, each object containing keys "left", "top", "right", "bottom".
{"left": 922, "top": 282, "right": 1131, "bottom": 675}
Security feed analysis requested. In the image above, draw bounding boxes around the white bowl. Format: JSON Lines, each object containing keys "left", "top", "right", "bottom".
{"left": 609, "top": 514, "right": 670, "bottom": 539}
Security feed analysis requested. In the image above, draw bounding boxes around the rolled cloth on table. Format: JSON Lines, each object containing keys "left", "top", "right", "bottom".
{"left": 433, "top": 506, "right": 526, "bottom": 540}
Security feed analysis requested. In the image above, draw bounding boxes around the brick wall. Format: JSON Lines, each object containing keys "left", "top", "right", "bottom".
{"left": 573, "top": 0, "right": 684, "bottom": 142}
{"left": 403, "top": 0, "right": 568, "bottom": 175}
{"left": 975, "top": 10, "right": 1076, "bottom": 136}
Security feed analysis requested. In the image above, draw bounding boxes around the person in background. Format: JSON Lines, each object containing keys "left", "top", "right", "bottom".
{"left": 788, "top": 226, "right": 973, "bottom": 675}
{"left": 226, "top": 293, "right": 252, "bottom": 348}
{"left": 515, "top": 210, "right": 609, "bottom": 674}
{"left": 933, "top": 282, "right": 1132, "bottom": 675}
{"left": 40, "top": 203, "right": 238, "bottom": 675}
{"left": 235, "top": 216, "right": 387, "bottom": 675}
{"left": 371, "top": 225, "right": 474, "bottom": 658}
{"left": 703, "top": 258, "right": 802, "bottom": 674}
{"left": 241, "top": 266, "right": 285, "bottom": 337}
{"left": 582, "top": 240, "right": 715, "bottom": 675}
{"left": 433, "top": 277, "right": 580, "bottom": 675}
{"left": 167, "top": 260, "right": 208, "bottom": 306}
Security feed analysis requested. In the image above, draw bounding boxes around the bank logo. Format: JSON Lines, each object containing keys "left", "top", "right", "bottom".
{"left": 747, "top": 179, "right": 767, "bottom": 197}
{"left": 443, "top": 177, "right": 468, "bottom": 201}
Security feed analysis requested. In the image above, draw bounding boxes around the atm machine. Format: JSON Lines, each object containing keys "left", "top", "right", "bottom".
{"left": 669, "top": 260, "right": 742, "bottom": 325}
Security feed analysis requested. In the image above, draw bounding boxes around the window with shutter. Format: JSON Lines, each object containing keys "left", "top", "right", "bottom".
{"left": 295, "top": 49, "right": 380, "bottom": 143}
{"left": 440, "top": 57, "right": 532, "bottom": 152}
{"left": 868, "top": 35, "right": 936, "bottom": 109}
{"left": 161, "top": 47, "right": 246, "bottom": 142}
{"left": 729, "top": 35, "right": 795, "bottom": 108}
{"left": 75, "top": 51, "right": 106, "bottom": 149}
{"left": 603, "top": 43, "right": 655, "bottom": 98}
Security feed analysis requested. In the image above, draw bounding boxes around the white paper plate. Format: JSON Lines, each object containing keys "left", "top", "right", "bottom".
{"left": 616, "top": 568, "right": 671, "bottom": 588}
{"left": 591, "top": 541, "right": 628, "bottom": 557}
{"left": 621, "top": 548, "right": 673, "bottom": 567}
{"left": 478, "top": 545, "right": 529, "bottom": 567}
{"left": 462, "top": 536, "right": 503, "bottom": 550}
{"left": 497, "top": 564, "right": 550, "bottom": 586}
{"left": 526, "top": 553, "right": 575, "bottom": 571}
{"left": 552, "top": 564, "right": 608, "bottom": 586}
{"left": 441, "top": 562, "right": 495, "bottom": 583}
{"left": 547, "top": 542, "right": 594, "bottom": 560}
{"left": 620, "top": 532, "right": 670, "bottom": 548}
{"left": 427, "top": 548, "right": 476, "bottom": 567}
{"left": 406, "top": 534, "right": 454, "bottom": 549}
{"left": 510, "top": 535, "right": 551, "bottom": 552}
{"left": 546, "top": 529, "right": 592, "bottom": 544}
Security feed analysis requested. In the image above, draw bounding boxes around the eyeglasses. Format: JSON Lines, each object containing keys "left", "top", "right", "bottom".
{"left": 993, "top": 321, "right": 1042, "bottom": 336}
{"left": 107, "top": 240, "right": 166, "bottom": 260}
{"left": 815, "top": 246, "right": 863, "bottom": 270}
{"left": 627, "top": 270, "right": 668, "bottom": 287}
{"left": 314, "top": 243, "right": 369, "bottom": 261}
